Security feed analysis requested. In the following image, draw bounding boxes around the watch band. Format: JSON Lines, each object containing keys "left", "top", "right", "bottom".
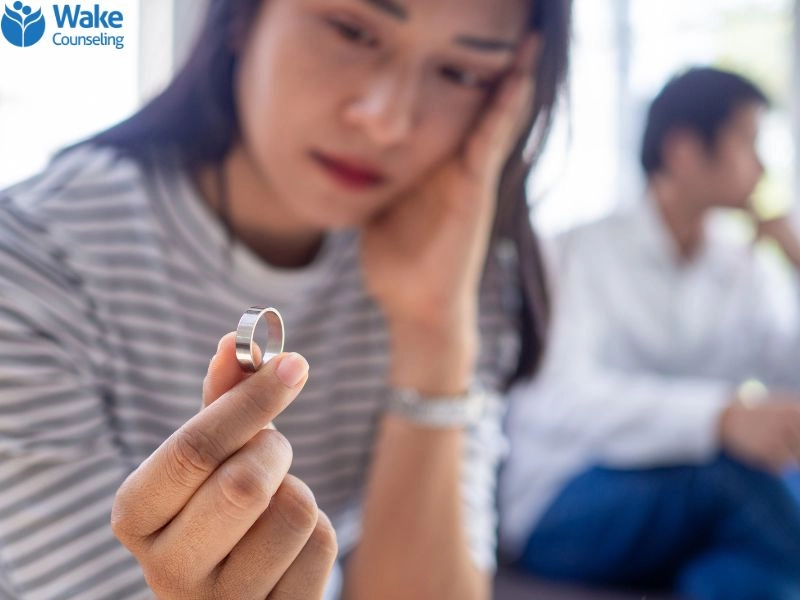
{"left": 385, "top": 385, "right": 487, "bottom": 428}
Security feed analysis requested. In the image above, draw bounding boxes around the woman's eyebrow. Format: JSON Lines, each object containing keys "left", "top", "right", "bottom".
{"left": 359, "top": 0, "right": 408, "bottom": 21}
{"left": 454, "top": 36, "right": 517, "bottom": 52}
{"left": 357, "top": 0, "right": 518, "bottom": 52}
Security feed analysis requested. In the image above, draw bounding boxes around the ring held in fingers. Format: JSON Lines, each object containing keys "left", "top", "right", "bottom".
{"left": 235, "top": 306, "right": 285, "bottom": 372}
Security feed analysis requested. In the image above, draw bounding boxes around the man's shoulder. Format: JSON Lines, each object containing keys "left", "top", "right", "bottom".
{"left": 555, "top": 209, "right": 636, "bottom": 256}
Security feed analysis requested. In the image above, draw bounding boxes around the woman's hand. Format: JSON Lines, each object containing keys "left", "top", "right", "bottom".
{"left": 111, "top": 334, "right": 337, "bottom": 599}
{"left": 360, "top": 35, "right": 539, "bottom": 337}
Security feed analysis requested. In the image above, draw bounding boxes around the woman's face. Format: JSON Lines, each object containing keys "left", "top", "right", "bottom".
{"left": 234, "top": 0, "right": 530, "bottom": 229}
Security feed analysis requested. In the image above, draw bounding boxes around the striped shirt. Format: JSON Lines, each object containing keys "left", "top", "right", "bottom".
{"left": 0, "top": 144, "right": 521, "bottom": 599}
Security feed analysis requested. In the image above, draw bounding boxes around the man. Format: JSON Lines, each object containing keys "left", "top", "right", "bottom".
{"left": 500, "top": 67, "right": 800, "bottom": 599}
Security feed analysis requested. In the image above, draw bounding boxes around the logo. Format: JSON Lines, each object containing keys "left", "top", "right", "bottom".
{"left": 2, "top": 2, "right": 45, "bottom": 47}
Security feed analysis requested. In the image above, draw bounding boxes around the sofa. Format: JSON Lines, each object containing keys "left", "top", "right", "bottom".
{"left": 493, "top": 565, "right": 684, "bottom": 600}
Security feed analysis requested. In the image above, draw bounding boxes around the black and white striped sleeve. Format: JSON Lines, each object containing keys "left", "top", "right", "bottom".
{"left": 0, "top": 199, "right": 149, "bottom": 599}
{"left": 460, "top": 247, "right": 521, "bottom": 572}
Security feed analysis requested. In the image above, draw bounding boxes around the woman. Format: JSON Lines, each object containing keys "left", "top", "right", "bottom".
{"left": 0, "top": 0, "right": 570, "bottom": 598}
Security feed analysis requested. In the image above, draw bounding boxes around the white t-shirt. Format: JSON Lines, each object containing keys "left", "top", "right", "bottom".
{"left": 0, "top": 144, "right": 522, "bottom": 599}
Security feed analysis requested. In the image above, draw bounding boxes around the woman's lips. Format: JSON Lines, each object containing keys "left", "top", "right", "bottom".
{"left": 310, "top": 150, "right": 387, "bottom": 190}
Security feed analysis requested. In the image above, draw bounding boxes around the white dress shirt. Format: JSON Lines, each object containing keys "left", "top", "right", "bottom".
{"left": 499, "top": 197, "right": 800, "bottom": 558}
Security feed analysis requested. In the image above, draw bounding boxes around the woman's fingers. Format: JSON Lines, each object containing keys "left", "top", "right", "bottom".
{"left": 111, "top": 336, "right": 329, "bottom": 600}
{"left": 267, "top": 509, "right": 339, "bottom": 600}
{"left": 216, "top": 475, "right": 337, "bottom": 598}
{"left": 111, "top": 350, "right": 309, "bottom": 546}
{"left": 203, "top": 331, "right": 250, "bottom": 408}
{"left": 464, "top": 33, "right": 541, "bottom": 181}
{"left": 205, "top": 332, "right": 276, "bottom": 428}
{"left": 142, "top": 428, "right": 294, "bottom": 594}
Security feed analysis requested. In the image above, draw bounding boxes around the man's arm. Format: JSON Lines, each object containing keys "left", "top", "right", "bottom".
{"left": 747, "top": 215, "right": 800, "bottom": 389}
{"left": 523, "top": 233, "right": 735, "bottom": 469}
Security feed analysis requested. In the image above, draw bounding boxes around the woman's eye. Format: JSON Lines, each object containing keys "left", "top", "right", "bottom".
{"left": 440, "top": 66, "right": 494, "bottom": 91}
{"left": 326, "top": 18, "right": 378, "bottom": 48}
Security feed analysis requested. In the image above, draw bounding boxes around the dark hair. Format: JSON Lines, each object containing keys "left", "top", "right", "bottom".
{"left": 640, "top": 67, "right": 769, "bottom": 176}
{"left": 79, "top": 0, "right": 572, "bottom": 386}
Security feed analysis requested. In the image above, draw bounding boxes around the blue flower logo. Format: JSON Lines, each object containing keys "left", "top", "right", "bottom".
{"left": 2, "top": 2, "right": 45, "bottom": 47}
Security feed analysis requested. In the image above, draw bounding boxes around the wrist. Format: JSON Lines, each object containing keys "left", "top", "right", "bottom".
{"left": 385, "top": 385, "right": 487, "bottom": 429}
{"left": 782, "top": 245, "right": 800, "bottom": 270}
{"left": 718, "top": 397, "right": 752, "bottom": 450}
{"left": 388, "top": 315, "right": 478, "bottom": 395}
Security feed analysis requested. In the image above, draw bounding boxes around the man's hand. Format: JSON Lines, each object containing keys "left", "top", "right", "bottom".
{"left": 755, "top": 215, "right": 800, "bottom": 269}
{"left": 719, "top": 394, "right": 800, "bottom": 473}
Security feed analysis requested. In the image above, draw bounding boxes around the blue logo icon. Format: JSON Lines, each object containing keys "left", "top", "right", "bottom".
{"left": 2, "top": 2, "right": 45, "bottom": 47}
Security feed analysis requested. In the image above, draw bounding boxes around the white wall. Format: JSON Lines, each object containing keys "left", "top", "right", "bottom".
{"left": 532, "top": 0, "right": 798, "bottom": 237}
{"left": 0, "top": 1, "right": 140, "bottom": 187}
{"left": 0, "top": 0, "right": 206, "bottom": 188}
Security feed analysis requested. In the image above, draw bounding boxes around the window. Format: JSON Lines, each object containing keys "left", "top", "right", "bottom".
{"left": 0, "top": 1, "right": 141, "bottom": 187}
{"left": 0, "top": 0, "right": 202, "bottom": 188}
{"left": 531, "top": 0, "right": 797, "bottom": 236}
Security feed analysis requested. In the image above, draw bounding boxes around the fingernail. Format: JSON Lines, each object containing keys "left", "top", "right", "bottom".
{"left": 276, "top": 353, "right": 308, "bottom": 387}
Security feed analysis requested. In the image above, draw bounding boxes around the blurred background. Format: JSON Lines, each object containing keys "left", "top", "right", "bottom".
{"left": 1, "top": 0, "right": 797, "bottom": 238}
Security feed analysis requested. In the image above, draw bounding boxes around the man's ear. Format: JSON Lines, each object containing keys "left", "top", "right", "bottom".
{"left": 661, "top": 129, "right": 708, "bottom": 175}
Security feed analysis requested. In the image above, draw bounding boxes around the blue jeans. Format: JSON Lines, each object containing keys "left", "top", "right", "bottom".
{"left": 516, "top": 455, "right": 800, "bottom": 600}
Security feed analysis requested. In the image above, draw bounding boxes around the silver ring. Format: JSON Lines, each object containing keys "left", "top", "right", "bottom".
{"left": 235, "top": 306, "right": 285, "bottom": 372}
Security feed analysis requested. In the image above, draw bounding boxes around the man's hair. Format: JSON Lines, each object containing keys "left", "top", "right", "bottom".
{"left": 640, "top": 67, "right": 769, "bottom": 176}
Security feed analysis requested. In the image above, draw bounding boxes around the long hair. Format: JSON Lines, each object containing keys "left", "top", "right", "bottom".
{"left": 81, "top": 0, "right": 572, "bottom": 387}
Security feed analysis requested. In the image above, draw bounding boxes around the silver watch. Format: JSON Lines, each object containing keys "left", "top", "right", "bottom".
{"left": 385, "top": 385, "right": 487, "bottom": 428}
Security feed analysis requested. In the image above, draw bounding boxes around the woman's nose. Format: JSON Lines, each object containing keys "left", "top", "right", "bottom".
{"left": 343, "top": 67, "right": 421, "bottom": 148}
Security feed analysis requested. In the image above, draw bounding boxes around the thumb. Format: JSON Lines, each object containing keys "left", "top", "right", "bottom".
{"left": 202, "top": 331, "right": 263, "bottom": 409}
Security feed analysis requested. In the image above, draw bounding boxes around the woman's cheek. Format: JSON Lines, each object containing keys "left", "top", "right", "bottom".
{"left": 425, "top": 94, "right": 483, "bottom": 155}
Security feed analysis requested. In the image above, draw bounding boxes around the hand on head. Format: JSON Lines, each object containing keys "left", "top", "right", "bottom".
{"left": 361, "top": 34, "right": 541, "bottom": 334}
